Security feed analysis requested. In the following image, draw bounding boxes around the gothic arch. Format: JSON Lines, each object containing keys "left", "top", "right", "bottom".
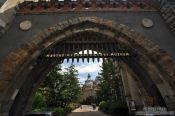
{"left": 0, "top": 17, "right": 175, "bottom": 116}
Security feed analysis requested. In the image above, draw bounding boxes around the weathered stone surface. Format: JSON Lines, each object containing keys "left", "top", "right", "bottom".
{"left": 0, "top": 72, "right": 12, "bottom": 81}
{"left": 0, "top": 81, "right": 9, "bottom": 91}
{"left": 67, "top": 19, "right": 74, "bottom": 25}
{"left": 15, "top": 48, "right": 28, "bottom": 55}
{"left": 41, "top": 29, "right": 51, "bottom": 39}
{"left": 103, "top": 19, "right": 115, "bottom": 28}
{"left": 84, "top": 17, "right": 92, "bottom": 22}
{"left": 160, "top": 0, "right": 175, "bottom": 36}
{"left": 122, "top": 26, "right": 133, "bottom": 38}
{"left": 42, "top": 41, "right": 53, "bottom": 49}
{"left": 166, "top": 16, "right": 175, "bottom": 24}
{"left": 92, "top": 27, "right": 100, "bottom": 33}
{"left": 21, "top": 41, "right": 38, "bottom": 53}
{"left": 1, "top": 16, "right": 175, "bottom": 82}
{"left": 62, "top": 20, "right": 70, "bottom": 27}
{"left": 170, "top": 78, "right": 175, "bottom": 90}
{"left": 89, "top": 16, "right": 100, "bottom": 24}
{"left": 64, "top": 30, "right": 72, "bottom": 37}
{"left": 159, "top": 55, "right": 174, "bottom": 69}
{"left": 153, "top": 50, "right": 175, "bottom": 77}
{"left": 55, "top": 25, "right": 63, "bottom": 32}
{"left": 118, "top": 24, "right": 126, "bottom": 32}
{"left": 143, "top": 39, "right": 157, "bottom": 51}
{"left": 52, "top": 26, "right": 59, "bottom": 34}
{"left": 1, "top": 52, "right": 23, "bottom": 74}
{"left": 31, "top": 35, "right": 44, "bottom": 46}
{"left": 78, "top": 17, "right": 87, "bottom": 23}
{"left": 38, "top": 31, "right": 49, "bottom": 39}
{"left": 102, "top": 29, "right": 115, "bottom": 38}
{"left": 56, "top": 22, "right": 65, "bottom": 29}
{"left": 72, "top": 18, "right": 80, "bottom": 25}
{"left": 135, "top": 35, "right": 147, "bottom": 47}
{"left": 47, "top": 27, "right": 56, "bottom": 34}
{"left": 0, "top": 16, "right": 175, "bottom": 114}
{"left": 54, "top": 35, "right": 65, "bottom": 43}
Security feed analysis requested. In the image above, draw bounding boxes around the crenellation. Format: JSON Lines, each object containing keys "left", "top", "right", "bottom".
{"left": 160, "top": 0, "right": 175, "bottom": 35}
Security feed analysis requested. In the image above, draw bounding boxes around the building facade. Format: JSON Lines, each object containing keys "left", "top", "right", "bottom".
{"left": 81, "top": 74, "right": 99, "bottom": 101}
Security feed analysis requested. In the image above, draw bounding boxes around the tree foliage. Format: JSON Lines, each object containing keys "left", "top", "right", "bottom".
{"left": 96, "top": 60, "right": 128, "bottom": 115}
{"left": 33, "top": 64, "right": 81, "bottom": 110}
{"left": 32, "top": 92, "right": 46, "bottom": 110}
{"left": 97, "top": 60, "right": 122, "bottom": 102}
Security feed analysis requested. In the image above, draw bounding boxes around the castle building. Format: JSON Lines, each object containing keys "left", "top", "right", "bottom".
{"left": 81, "top": 74, "right": 99, "bottom": 100}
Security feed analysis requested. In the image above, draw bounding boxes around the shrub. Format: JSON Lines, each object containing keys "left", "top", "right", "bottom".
{"left": 32, "top": 109, "right": 42, "bottom": 112}
{"left": 99, "top": 101, "right": 108, "bottom": 112}
{"left": 54, "top": 106, "right": 74, "bottom": 116}
{"left": 99, "top": 101, "right": 129, "bottom": 115}
{"left": 32, "top": 92, "right": 46, "bottom": 110}
{"left": 108, "top": 101, "right": 128, "bottom": 115}
{"left": 54, "top": 107, "right": 65, "bottom": 116}
{"left": 65, "top": 106, "right": 73, "bottom": 114}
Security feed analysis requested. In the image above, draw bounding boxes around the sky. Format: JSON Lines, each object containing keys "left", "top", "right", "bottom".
{"left": 61, "top": 58, "right": 103, "bottom": 85}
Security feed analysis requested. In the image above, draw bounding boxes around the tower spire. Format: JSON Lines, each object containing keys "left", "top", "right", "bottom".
{"left": 87, "top": 73, "right": 91, "bottom": 80}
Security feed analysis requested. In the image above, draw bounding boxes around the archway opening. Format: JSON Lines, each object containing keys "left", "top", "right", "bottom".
{"left": 0, "top": 17, "right": 174, "bottom": 116}
{"left": 9, "top": 30, "right": 166, "bottom": 116}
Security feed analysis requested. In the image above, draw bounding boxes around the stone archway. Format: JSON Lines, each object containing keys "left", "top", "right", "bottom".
{"left": 0, "top": 17, "right": 175, "bottom": 116}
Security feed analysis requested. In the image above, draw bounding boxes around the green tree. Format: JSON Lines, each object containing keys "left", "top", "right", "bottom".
{"left": 61, "top": 64, "right": 81, "bottom": 107}
{"left": 41, "top": 65, "right": 63, "bottom": 107}
{"left": 97, "top": 60, "right": 128, "bottom": 115}
{"left": 32, "top": 91, "right": 46, "bottom": 110}
{"left": 40, "top": 64, "right": 81, "bottom": 108}
{"left": 97, "top": 60, "right": 122, "bottom": 102}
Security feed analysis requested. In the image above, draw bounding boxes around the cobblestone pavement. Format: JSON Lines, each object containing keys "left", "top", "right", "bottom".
{"left": 67, "top": 105, "right": 109, "bottom": 116}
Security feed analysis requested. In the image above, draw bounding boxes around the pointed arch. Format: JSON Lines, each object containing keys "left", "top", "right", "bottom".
{"left": 0, "top": 17, "right": 175, "bottom": 115}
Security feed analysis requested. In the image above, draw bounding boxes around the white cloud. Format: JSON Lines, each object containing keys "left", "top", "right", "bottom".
{"left": 78, "top": 76, "right": 88, "bottom": 85}
{"left": 61, "top": 59, "right": 102, "bottom": 74}
{"left": 75, "top": 50, "right": 101, "bottom": 55}
{"left": 61, "top": 59, "right": 103, "bottom": 83}
{"left": 76, "top": 62, "right": 102, "bottom": 74}
{"left": 61, "top": 65, "right": 67, "bottom": 72}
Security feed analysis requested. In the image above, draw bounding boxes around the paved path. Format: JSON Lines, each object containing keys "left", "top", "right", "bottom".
{"left": 67, "top": 105, "right": 109, "bottom": 116}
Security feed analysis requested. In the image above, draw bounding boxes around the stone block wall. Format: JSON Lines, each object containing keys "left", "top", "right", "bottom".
{"left": 0, "top": 8, "right": 16, "bottom": 37}
{"left": 160, "top": 0, "right": 175, "bottom": 35}
{"left": 0, "top": 0, "right": 6, "bottom": 7}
